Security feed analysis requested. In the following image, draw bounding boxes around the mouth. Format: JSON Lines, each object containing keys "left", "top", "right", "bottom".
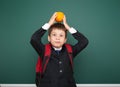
{"left": 55, "top": 41, "right": 61, "bottom": 44}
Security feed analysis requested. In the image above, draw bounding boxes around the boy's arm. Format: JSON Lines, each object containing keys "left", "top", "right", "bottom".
{"left": 63, "top": 15, "right": 89, "bottom": 57}
{"left": 69, "top": 28, "right": 89, "bottom": 58}
{"left": 30, "top": 23, "right": 50, "bottom": 57}
{"left": 30, "top": 12, "right": 56, "bottom": 57}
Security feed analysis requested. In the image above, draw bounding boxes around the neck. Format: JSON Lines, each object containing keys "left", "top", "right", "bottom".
{"left": 53, "top": 47, "right": 62, "bottom": 51}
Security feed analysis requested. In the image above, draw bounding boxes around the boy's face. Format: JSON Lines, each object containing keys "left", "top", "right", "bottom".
{"left": 48, "top": 28, "right": 67, "bottom": 48}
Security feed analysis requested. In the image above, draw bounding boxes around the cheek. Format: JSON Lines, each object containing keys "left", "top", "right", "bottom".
{"left": 61, "top": 38, "right": 66, "bottom": 43}
{"left": 50, "top": 37, "right": 56, "bottom": 43}
{"left": 51, "top": 37, "right": 56, "bottom": 41}
{"left": 64, "top": 39, "right": 67, "bottom": 43}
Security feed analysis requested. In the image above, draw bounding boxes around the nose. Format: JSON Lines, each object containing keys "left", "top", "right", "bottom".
{"left": 56, "top": 36, "right": 60, "bottom": 40}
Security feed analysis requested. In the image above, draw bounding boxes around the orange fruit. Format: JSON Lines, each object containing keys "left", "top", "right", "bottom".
{"left": 55, "top": 12, "right": 64, "bottom": 22}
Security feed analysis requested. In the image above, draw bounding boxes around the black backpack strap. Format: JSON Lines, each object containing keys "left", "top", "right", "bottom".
{"left": 65, "top": 44, "right": 73, "bottom": 69}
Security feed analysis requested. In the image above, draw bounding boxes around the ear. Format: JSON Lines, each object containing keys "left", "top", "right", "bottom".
{"left": 48, "top": 36, "right": 50, "bottom": 42}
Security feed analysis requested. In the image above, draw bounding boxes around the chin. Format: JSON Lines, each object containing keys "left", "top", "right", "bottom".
{"left": 54, "top": 45, "right": 62, "bottom": 48}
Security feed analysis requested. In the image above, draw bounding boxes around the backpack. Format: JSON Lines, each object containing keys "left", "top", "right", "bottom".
{"left": 35, "top": 43, "right": 73, "bottom": 86}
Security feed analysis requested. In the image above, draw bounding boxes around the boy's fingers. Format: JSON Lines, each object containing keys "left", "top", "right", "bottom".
{"left": 53, "top": 12, "right": 57, "bottom": 17}
{"left": 51, "top": 12, "right": 57, "bottom": 20}
{"left": 63, "top": 15, "right": 67, "bottom": 23}
{"left": 48, "top": 12, "right": 57, "bottom": 26}
{"left": 53, "top": 12, "right": 57, "bottom": 14}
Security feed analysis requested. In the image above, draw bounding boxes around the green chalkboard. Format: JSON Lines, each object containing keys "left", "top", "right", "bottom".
{"left": 0, "top": 0, "right": 120, "bottom": 84}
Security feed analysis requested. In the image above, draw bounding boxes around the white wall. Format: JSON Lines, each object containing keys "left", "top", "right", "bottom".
{"left": 0, "top": 84, "right": 120, "bottom": 87}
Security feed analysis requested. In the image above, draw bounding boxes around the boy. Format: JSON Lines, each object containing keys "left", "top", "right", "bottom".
{"left": 30, "top": 12, "right": 88, "bottom": 87}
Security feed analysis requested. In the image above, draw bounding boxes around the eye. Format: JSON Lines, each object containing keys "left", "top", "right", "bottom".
{"left": 52, "top": 33, "right": 56, "bottom": 36}
{"left": 60, "top": 34, "right": 63, "bottom": 37}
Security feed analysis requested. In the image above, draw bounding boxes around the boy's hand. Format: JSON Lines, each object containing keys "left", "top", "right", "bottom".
{"left": 48, "top": 12, "right": 57, "bottom": 26}
{"left": 63, "top": 15, "right": 71, "bottom": 30}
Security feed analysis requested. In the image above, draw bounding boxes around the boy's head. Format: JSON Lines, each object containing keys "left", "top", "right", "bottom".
{"left": 48, "top": 23, "right": 67, "bottom": 48}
